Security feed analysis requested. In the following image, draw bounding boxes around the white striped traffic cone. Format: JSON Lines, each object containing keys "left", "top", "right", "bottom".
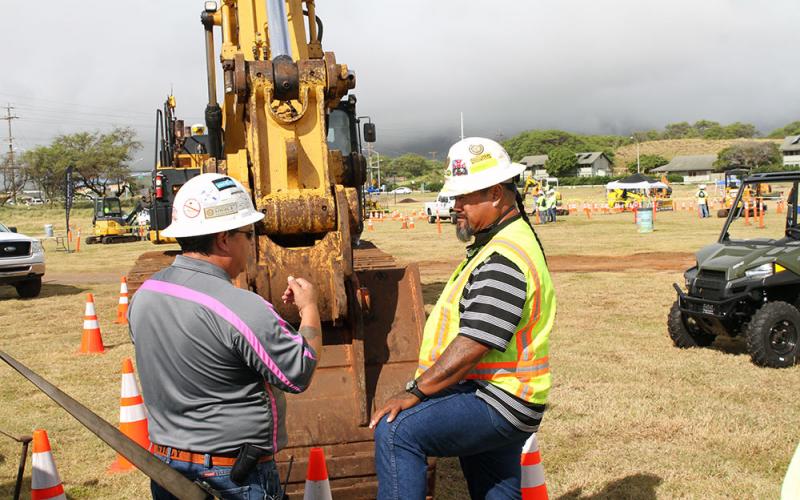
{"left": 303, "top": 447, "right": 332, "bottom": 500}
{"left": 79, "top": 293, "right": 105, "bottom": 354}
{"left": 31, "top": 429, "right": 66, "bottom": 500}
{"left": 108, "top": 357, "right": 150, "bottom": 472}
{"left": 520, "top": 433, "right": 548, "bottom": 500}
{"left": 114, "top": 276, "right": 129, "bottom": 325}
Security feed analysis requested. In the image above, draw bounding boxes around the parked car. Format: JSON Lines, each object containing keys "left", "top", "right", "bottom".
{"left": 391, "top": 187, "right": 412, "bottom": 194}
{"left": 25, "top": 198, "right": 45, "bottom": 206}
{"left": 0, "top": 222, "right": 45, "bottom": 298}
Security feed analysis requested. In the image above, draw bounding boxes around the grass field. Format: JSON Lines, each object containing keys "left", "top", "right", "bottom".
{"left": 1, "top": 185, "right": 799, "bottom": 498}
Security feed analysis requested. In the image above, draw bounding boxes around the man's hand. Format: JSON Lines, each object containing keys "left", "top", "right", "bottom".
{"left": 282, "top": 276, "right": 318, "bottom": 315}
{"left": 369, "top": 391, "right": 421, "bottom": 429}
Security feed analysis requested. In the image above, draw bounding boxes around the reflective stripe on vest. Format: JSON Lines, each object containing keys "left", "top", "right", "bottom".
{"left": 416, "top": 218, "right": 555, "bottom": 405}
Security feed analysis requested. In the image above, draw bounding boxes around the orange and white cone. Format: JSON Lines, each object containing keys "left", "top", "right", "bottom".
{"left": 520, "top": 434, "right": 548, "bottom": 500}
{"left": 303, "top": 447, "right": 332, "bottom": 500}
{"left": 80, "top": 293, "right": 105, "bottom": 354}
{"left": 31, "top": 429, "right": 66, "bottom": 500}
{"left": 114, "top": 276, "right": 129, "bottom": 324}
{"left": 408, "top": 217, "right": 415, "bottom": 230}
{"left": 109, "top": 357, "right": 150, "bottom": 472}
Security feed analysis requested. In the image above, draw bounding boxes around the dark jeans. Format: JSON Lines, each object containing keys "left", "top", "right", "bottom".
{"left": 151, "top": 451, "right": 282, "bottom": 500}
{"left": 374, "top": 382, "right": 533, "bottom": 500}
{"left": 699, "top": 203, "right": 709, "bottom": 218}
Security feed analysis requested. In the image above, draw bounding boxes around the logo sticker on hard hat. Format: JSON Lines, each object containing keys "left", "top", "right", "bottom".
{"left": 468, "top": 144, "right": 485, "bottom": 155}
{"left": 183, "top": 199, "right": 201, "bottom": 218}
{"left": 451, "top": 159, "right": 468, "bottom": 176}
{"left": 212, "top": 177, "right": 237, "bottom": 191}
{"left": 204, "top": 202, "right": 239, "bottom": 219}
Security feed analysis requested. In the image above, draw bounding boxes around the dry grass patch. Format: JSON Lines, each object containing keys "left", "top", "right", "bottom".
{"left": 1, "top": 194, "right": 798, "bottom": 498}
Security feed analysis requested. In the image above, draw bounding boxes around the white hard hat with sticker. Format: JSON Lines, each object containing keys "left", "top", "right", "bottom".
{"left": 440, "top": 137, "right": 525, "bottom": 197}
{"left": 160, "top": 173, "right": 264, "bottom": 238}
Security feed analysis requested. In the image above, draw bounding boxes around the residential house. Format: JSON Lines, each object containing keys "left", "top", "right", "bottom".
{"left": 650, "top": 155, "right": 717, "bottom": 182}
{"left": 519, "top": 155, "right": 549, "bottom": 179}
{"left": 781, "top": 135, "right": 800, "bottom": 167}
{"left": 518, "top": 151, "right": 611, "bottom": 178}
{"left": 574, "top": 152, "right": 611, "bottom": 177}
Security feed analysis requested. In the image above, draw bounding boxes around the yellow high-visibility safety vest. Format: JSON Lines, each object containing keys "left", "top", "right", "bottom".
{"left": 416, "top": 218, "right": 556, "bottom": 404}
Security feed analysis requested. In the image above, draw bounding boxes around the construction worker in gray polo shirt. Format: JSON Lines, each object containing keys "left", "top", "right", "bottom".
{"left": 129, "top": 173, "right": 322, "bottom": 500}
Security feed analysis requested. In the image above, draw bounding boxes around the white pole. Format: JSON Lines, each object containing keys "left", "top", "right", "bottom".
{"left": 637, "top": 140, "right": 641, "bottom": 174}
{"left": 460, "top": 112, "right": 464, "bottom": 140}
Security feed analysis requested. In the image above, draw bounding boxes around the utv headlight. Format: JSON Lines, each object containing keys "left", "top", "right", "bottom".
{"left": 745, "top": 263, "right": 773, "bottom": 280}
{"left": 31, "top": 240, "right": 44, "bottom": 254}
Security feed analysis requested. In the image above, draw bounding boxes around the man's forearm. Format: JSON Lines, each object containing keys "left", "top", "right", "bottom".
{"left": 299, "top": 306, "right": 322, "bottom": 361}
{"left": 416, "top": 336, "right": 489, "bottom": 397}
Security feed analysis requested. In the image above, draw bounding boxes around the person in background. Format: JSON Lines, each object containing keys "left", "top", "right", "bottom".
{"left": 696, "top": 184, "right": 710, "bottom": 218}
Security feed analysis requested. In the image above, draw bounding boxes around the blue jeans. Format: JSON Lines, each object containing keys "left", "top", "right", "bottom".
{"left": 150, "top": 451, "right": 282, "bottom": 500}
{"left": 374, "top": 382, "right": 533, "bottom": 500}
{"left": 699, "top": 203, "right": 709, "bottom": 218}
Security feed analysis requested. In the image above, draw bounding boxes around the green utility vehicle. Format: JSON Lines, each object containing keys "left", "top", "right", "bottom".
{"left": 670, "top": 171, "right": 800, "bottom": 368}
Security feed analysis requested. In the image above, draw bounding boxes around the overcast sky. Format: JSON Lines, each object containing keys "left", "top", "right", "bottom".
{"left": 3, "top": 0, "right": 800, "bottom": 168}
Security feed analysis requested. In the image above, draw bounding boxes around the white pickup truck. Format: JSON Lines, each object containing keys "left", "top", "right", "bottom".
{"left": 424, "top": 193, "right": 457, "bottom": 224}
{"left": 0, "top": 222, "right": 45, "bottom": 298}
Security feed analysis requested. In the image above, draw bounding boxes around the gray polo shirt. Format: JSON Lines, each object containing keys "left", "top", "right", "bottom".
{"left": 128, "top": 255, "right": 317, "bottom": 454}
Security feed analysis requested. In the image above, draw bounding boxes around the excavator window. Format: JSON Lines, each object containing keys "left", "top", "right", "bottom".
{"left": 327, "top": 109, "right": 352, "bottom": 155}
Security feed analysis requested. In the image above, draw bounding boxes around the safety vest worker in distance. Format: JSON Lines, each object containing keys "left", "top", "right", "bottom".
{"left": 696, "top": 190, "right": 707, "bottom": 205}
{"left": 416, "top": 218, "right": 556, "bottom": 404}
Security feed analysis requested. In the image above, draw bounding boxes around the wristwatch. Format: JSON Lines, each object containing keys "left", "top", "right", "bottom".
{"left": 405, "top": 378, "right": 428, "bottom": 401}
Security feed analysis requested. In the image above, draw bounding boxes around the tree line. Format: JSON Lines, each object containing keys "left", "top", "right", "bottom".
{"left": 1, "top": 127, "right": 141, "bottom": 205}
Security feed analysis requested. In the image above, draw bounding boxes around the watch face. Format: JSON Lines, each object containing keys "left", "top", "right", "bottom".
{"left": 405, "top": 380, "right": 415, "bottom": 391}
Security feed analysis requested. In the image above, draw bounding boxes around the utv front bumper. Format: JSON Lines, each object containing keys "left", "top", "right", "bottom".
{"left": 673, "top": 283, "right": 750, "bottom": 319}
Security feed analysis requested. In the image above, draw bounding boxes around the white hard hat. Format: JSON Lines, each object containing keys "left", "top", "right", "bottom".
{"left": 699, "top": 184, "right": 707, "bottom": 189}
{"left": 161, "top": 173, "right": 264, "bottom": 238}
{"left": 440, "top": 137, "right": 525, "bottom": 197}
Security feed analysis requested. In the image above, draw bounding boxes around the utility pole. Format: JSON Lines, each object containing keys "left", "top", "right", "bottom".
{"left": 2, "top": 104, "right": 19, "bottom": 201}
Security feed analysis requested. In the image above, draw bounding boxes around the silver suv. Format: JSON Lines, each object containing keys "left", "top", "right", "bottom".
{"left": 0, "top": 222, "right": 45, "bottom": 298}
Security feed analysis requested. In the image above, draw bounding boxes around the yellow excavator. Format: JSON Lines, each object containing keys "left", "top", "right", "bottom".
{"left": 127, "top": 1, "right": 427, "bottom": 497}
{"left": 148, "top": 95, "right": 207, "bottom": 243}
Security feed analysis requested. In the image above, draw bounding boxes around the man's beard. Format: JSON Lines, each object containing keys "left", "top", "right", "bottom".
{"left": 455, "top": 219, "right": 474, "bottom": 242}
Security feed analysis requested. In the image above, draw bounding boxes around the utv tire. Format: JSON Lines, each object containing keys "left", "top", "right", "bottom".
{"left": 745, "top": 301, "right": 800, "bottom": 368}
{"left": 428, "top": 215, "right": 436, "bottom": 224}
{"left": 667, "top": 300, "right": 716, "bottom": 348}
{"left": 15, "top": 276, "right": 42, "bottom": 299}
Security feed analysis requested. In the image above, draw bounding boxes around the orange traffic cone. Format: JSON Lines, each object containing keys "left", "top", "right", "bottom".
{"left": 408, "top": 218, "right": 415, "bottom": 230}
{"left": 109, "top": 358, "right": 150, "bottom": 472}
{"left": 520, "top": 433, "right": 548, "bottom": 500}
{"left": 114, "top": 276, "right": 129, "bottom": 325}
{"left": 31, "top": 429, "right": 66, "bottom": 500}
{"left": 367, "top": 219, "right": 374, "bottom": 231}
{"left": 80, "top": 293, "right": 105, "bottom": 354}
{"left": 304, "top": 447, "right": 332, "bottom": 500}
{"left": 400, "top": 218, "right": 408, "bottom": 230}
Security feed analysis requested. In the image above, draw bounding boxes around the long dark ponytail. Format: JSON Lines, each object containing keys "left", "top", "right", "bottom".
{"left": 508, "top": 184, "right": 547, "bottom": 263}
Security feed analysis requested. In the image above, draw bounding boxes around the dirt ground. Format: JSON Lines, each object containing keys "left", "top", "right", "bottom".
{"left": 418, "top": 251, "right": 694, "bottom": 278}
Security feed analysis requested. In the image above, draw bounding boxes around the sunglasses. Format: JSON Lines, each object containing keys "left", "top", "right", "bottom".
{"left": 232, "top": 229, "right": 255, "bottom": 240}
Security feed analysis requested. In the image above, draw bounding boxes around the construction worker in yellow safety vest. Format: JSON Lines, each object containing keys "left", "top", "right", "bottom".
{"left": 537, "top": 190, "right": 548, "bottom": 224}
{"left": 370, "top": 137, "right": 556, "bottom": 499}
{"left": 696, "top": 184, "right": 710, "bottom": 218}
{"left": 546, "top": 188, "right": 557, "bottom": 223}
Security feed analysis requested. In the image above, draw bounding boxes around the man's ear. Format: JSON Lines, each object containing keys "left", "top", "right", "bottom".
{"left": 491, "top": 184, "right": 504, "bottom": 207}
{"left": 214, "top": 231, "right": 230, "bottom": 254}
